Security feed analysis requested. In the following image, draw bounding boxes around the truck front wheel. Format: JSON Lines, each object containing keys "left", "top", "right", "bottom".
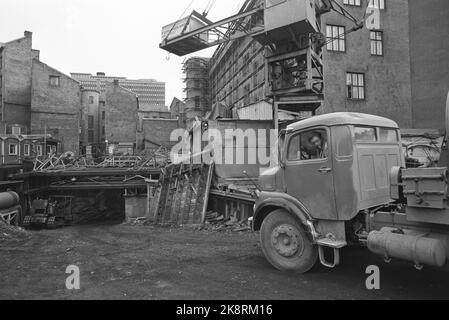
{"left": 260, "top": 209, "right": 318, "bottom": 273}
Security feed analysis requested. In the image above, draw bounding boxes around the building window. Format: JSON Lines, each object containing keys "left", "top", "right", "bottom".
{"left": 102, "top": 111, "right": 105, "bottom": 121}
{"left": 343, "top": 0, "right": 361, "bottom": 6}
{"left": 370, "top": 31, "right": 383, "bottom": 56}
{"left": 88, "top": 115, "right": 94, "bottom": 129}
{"left": 36, "top": 145, "right": 43, "bottom": 156}
{"left": 89, "top": 96, "right": 94, "bottom": 104}
{"left": 102, "top": 126, "right": 105, "bottom": 136}
{"left": 24, "top": 144, "right": 30, "bottom": 156}
{"left": 9, "top": 143, "right": 18, "bottom": 155}
{"left": 49, "top": 76, "right": 60, "bottom": 87}
{"left": 12, "top": 126, "right": 22, "bottom": 135}
{"left": 369, "top": 0, "right": 385, "bottom": 9}
{"left": 347, "top": 73, "right": 365, "bottom": 100}
{"left": 326, "top": 25, "right": 346, "bottom": 52}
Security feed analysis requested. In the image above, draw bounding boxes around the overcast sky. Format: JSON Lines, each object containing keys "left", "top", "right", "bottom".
{"left": 0, "top": 0, "right": 245, "bottom": 106}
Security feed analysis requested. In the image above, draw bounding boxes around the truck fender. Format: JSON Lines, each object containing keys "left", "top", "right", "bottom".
{"left": 253, "top": 192, "right": 318, "bottom": 241}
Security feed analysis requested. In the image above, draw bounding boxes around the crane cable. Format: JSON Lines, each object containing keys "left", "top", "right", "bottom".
{"left": 320, "top": 0, "right": 372, "bottom": 48}
{"left": 203, "top": 0, "right": 216, "bottom": 17}
{"left": 164, "top": 0, "right": 195, "bottom": 42}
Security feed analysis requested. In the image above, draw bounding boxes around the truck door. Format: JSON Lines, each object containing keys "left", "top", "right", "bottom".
{"left": 284, "top": 127, "right": 338, "bottom": 220}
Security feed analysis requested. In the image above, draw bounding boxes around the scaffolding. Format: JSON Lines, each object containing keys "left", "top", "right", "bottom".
{"left": 183, "top": 57, "right": 211, "bottom": 120}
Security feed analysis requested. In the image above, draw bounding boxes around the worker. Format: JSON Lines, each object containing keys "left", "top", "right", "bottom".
{"left": 304, "top": 132, "right": 328, "bottom": 160}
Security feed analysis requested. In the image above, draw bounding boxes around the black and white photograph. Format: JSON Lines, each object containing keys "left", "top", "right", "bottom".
{"left": 0, "top": 0, "right": 449, "bottom": 304}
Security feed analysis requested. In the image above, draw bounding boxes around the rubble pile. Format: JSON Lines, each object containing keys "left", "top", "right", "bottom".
{"left": 204, "top": 212, "right": 251, "bottom": 233}
{"left": 0, "top": 220, "right": 31, "bottom": 242}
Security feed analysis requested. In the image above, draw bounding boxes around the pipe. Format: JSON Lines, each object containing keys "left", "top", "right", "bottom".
{"left": 368, "top": 228, "right": 447, "bottom": 269}
{"left": 0, "top": 191, "right": 20, "bottom": 210}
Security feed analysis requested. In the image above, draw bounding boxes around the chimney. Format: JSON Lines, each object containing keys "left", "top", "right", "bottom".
{"left": 24, "top": 31, "right": 32, "bottom": 38}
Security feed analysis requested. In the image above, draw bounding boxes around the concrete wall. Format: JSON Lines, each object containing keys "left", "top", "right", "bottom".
{"left": 31, "top": 60, "right": 81, "bottom": 154}
{"left": 409, "top": 0, "right": 449, "bottom": 130}
{"left": 105, "top": 82, "right": 138, "bottom": 145}
{"left": 1, "top": 32, "right": 33, "bottom": 134}
{"left": 321, "top": 0, "right": 412, "bottom": 128}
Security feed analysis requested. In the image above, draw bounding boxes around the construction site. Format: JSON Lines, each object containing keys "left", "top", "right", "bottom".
{"left": 1, "top": 0, "right": 449, "bottom": 301}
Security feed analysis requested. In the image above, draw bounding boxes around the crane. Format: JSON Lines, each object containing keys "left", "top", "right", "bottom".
{"left": 159, "top": 0, "right": 373, "bottom": 126}
{"left": 160, "top": 0, "right": 369, "bottom": 56}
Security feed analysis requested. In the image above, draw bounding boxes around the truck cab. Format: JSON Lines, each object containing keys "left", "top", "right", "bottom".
{"left": 254, "top": 112, "right": 404, "bottom": 272}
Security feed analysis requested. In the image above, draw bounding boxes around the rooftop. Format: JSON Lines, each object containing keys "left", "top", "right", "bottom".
{"left": 288, "top": 113, "right": 400, "bottom": 132}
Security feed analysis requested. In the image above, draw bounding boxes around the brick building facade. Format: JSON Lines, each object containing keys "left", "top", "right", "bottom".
{"left": 137, "top": 118, "right": 179, "bottom": 153}
{"left": 31, "top": 60, "right": 81, "bottom": 154}
{"left": 105, "top": 81, "right": 139, "bottom": 153}
{"left": 0, "top": 31, "right": 81, "bottom": 159}
{"left": 0, "top": 31, "right": 35, "bottom": 135}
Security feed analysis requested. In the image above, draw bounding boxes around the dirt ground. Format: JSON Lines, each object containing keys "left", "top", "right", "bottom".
{"left": 1, "top": 222, "right": 449, "bottom": 300}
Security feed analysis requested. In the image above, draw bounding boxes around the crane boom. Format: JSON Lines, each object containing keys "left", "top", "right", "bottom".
{"left": 160, "top": 0, "right": 264, "bottom": 56}
{"left": 160, "top": 0, "right": 368, "bottom": 57}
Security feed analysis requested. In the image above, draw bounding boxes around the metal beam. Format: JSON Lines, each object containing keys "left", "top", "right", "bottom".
{"left": 160, "top": 6, "right": 264, "bottom": 55}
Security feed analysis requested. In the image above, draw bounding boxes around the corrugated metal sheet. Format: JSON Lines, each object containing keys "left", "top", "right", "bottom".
{"left": 237, "top": 101, "right": 298, "bottom": 121}
{"left": 237, "top": 101, "right": 273, "bottom": 120}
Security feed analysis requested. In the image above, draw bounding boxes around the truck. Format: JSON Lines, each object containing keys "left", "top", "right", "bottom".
{"left": 253, "top": 109, "right": 449, "bottom": 273}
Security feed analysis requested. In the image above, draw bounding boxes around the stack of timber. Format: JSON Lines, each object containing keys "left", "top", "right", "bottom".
{"left": 148, "top": 162, "right": 214, "bottom": 226}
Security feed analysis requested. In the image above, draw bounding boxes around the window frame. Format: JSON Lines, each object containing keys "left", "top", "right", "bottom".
{"left": 49, "top": 75, "right": 60, "bottom": 87}
{"left": 343, "top": 0, "right": 361, "bottom": 6}
{"left": 346, "top": 72, "right": 366, "bottom": 100}
{"left": 370, "top": 30, "right": 384, "bottom": 56}
{"left": 286, "top": 127, "right": 330, "bottom": 164}
{"left": 326, "top": 25, "right": 346, "bottom": 53}
{"left": 353, "top": 126, "right": 377, "bottom": 143}
{"left": 369, "top": 0, "right": 385, "bottom": 10}
{"left": 11, "top": 126, "right": 22, "bottom": 135}
{"left": 9, "top": 143, "right": 18, "bottom": 156}
{"left": 24, "top": 144, "right": 30, "bottom": 156}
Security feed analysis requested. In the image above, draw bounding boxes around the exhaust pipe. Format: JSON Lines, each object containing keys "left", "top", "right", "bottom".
{"left": 368, "top": 228, "right": 447, "bottom": 269}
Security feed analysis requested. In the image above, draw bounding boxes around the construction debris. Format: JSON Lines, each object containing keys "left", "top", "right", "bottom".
{"left": 33, "top": 146, "right": 170, "bottom": 173}
{"left": 0, "top": 220, "right": 31, "bottom": 242}
{"left": 204, "top": 211, "right": 251, "bottom": 233}
{"left": 149, "top": 162, "right": 214, "bottom": 226}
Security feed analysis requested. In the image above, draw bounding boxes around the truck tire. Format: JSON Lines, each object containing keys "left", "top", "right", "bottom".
{"left": 260, "top": 209, "right": 318, "bottom": 273}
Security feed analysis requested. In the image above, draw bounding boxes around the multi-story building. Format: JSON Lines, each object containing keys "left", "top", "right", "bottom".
{"left": 206, "top": 0, "right": 449, "bottom": 130}
{"left": 71, "top": 72, "right": 166, "bottom": 112}
{"left": 321, "top": 0, "right": 412, "bottom": 128}
{"left": 0, "top": 31, "right": 82, "bottom": 157}
{"left": 31, "top": 60, "right": 82, "bottom": 154}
